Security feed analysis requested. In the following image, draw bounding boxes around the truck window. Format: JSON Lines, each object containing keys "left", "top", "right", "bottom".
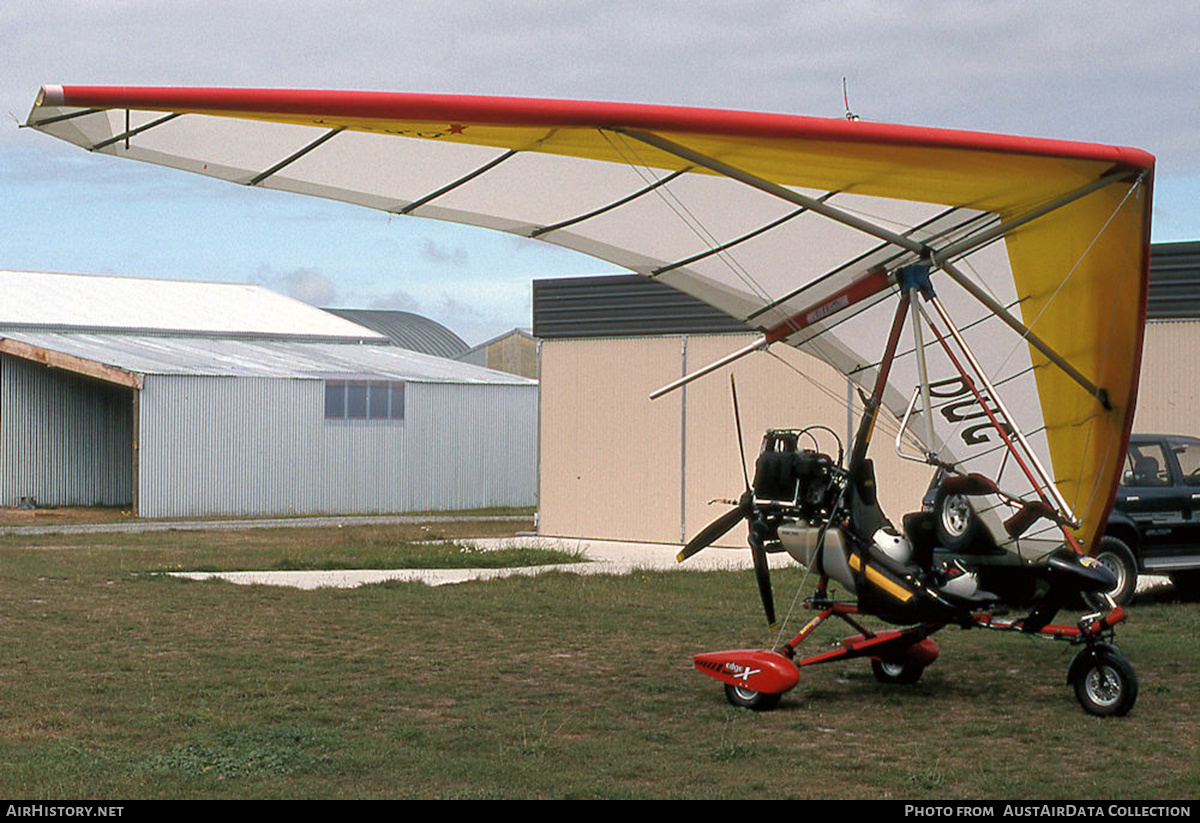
{"left": 1173, "top": 442, "right": 1200, "bottom": 486}
{"left": 1122, "top": 443, "right": 1170, "bottom": 487}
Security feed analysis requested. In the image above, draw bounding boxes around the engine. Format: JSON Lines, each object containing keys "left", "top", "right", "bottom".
{"left": 749, "top": 429, "right": 842, "bottom": 526}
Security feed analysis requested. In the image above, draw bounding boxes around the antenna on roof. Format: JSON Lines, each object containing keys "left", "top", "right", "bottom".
{"left": 842, "top": 77, "right": 860, "bottom": 121}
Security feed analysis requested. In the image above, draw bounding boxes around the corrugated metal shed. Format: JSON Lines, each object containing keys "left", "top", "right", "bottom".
{"left": 0, "top": 270, "right": 537, "bottom": 518}
{"left": 0, "top": 330, "right": 533, "bottom": 384}
{"left": 0, "top": 356, "right": 133, "bottom": 508}
{"left": 134, "top": 375, "right": 536, "bottom": 518}
{"left": 323, "top": 308, "right": 470, "bottom": 358}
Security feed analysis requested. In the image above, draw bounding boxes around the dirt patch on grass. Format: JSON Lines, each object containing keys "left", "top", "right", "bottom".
{"left": 0, "top": 505, "right": 536, "bottom": 531}
{"left": 0, "top": 506, "right": 133, "bottom": 527}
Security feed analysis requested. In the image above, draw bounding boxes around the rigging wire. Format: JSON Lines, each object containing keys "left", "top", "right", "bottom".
{"left": 763, "top": 347, "right": 925, "bottom": 454}
{"left": 968, "top": 176, "right": 1147, "bottom": 522}
{"left": 772, "top": 563, "right": 814, "bottom": 651}
{"left": 1064, "top": 178, "right": 1148, "bottom": 523}
{"left": 598, "top": 128, "right": 809, "bottom": 331}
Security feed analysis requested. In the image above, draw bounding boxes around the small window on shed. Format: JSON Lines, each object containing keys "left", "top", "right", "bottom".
{"left": 390, "top": 382, "right": 405, "bottom": 420}
{"left": 368, "top": 381, "right": 390, "bottom": 419}
{"left": 324, "top": 380, "right": 405, "bottom": 421}
{"left": 324, "top": 382, "right": 346, "bottom": 418}
{"left": 346, "top": 382, "right": 369, "bottom": 418}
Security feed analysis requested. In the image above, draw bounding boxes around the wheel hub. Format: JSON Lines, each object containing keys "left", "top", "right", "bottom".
{"left": 1084, "top": 664, "right": 1123, "bottom": 708}
{"left": 941, "top": 494, "right": 971, "bottom": 537}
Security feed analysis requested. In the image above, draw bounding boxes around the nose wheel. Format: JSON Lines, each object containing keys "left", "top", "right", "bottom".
{"left": 1069, "top": 646, "right": 1137, "bottom": 717}
{"left": 723, "top": 683, "right": 781, "bottom": 712}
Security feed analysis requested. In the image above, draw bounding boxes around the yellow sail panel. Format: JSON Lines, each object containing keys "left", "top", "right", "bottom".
{"left": 1004, "top": 182, "right": 1151, "bottom": 549}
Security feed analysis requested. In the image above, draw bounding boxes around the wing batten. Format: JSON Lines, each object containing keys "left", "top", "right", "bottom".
{"left": 397, "top": 148, "right": 520, "bottom": 215}
{"left": 248, "top": 127, "right": 345, "bottom": 187}
{"left": 529, "top": 167, "right": 689, "bottom": 238}
{"left": 650, "top": 205, "right": 810, "bottom": 278}
{"left": 87, "top": 112, "right": 181, "bottom": 152}
{"left": 24, "top": 106, "right": 101, "bottom": 129}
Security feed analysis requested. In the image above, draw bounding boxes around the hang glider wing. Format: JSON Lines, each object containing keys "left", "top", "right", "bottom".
{"left": 25, "top": 85, "right": 1154, "bottom": 553}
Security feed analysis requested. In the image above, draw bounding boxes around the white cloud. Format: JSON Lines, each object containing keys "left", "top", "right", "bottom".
{"left": 419, "top": 238, "right": 469, "bottom": 267}
{"left": 257, "top": 266, "right": 338, "bottom": 306}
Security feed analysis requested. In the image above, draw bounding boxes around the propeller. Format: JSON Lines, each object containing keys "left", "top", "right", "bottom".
{"left": 748, "top": 526, "right": 778, "bottom": 633}
{"left": 676, "top": 375, "right": 778, "bottom": 632}
{"left": 676, "top": 489, "right": 753, "bottom": 562}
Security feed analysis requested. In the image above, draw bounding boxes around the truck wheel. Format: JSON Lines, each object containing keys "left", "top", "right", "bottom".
{"left": 1082, "top": 535, "right": 1138, "bottom": 608}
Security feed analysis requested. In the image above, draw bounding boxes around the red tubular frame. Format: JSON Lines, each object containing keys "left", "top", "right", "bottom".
{"left": 693, "top": 597, "right": 1128, "bottom": 697}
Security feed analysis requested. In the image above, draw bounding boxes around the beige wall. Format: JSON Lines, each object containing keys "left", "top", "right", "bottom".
{"left": 537, "top": 333, "right": 935, "bottom": 546}
{"left": 1131, "top": 320, "right": 1200, "bottom": 439}
{"left": 538, "top": 337, "right": 685, "bottom": 543}
{"left": 537, "top": 321, "right": 1200, "bottom": 547}
{"left": 485, "top": 333, "right": 538, "bottom": 379}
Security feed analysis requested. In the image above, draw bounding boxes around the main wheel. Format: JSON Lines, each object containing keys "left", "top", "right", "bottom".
{"left": 933, "top": 486, "right": 978, "bottom": 552}
{"left": 1070, "top": 649, "right": 1138, "bottom": 717}
{"left": 1082, "top": 535, "right": 1138, "bottom": 608}
{"left": 871, "top": 658, "right": 925, "bottom": 685}
{"left": 724, "top": 682, "right": 781, "bottom": 712}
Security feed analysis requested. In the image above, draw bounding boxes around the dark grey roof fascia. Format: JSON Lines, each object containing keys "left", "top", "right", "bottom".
{"left": 533, "top": 275, "right": 748, "bottom": 339}
{"left": 1148, "top": 241, "right": 1200, "bottom": 320}
{"left": 534, "top": 243, "right": 1200, "bottom": 338}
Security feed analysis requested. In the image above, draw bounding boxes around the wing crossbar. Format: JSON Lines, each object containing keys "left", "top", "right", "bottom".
{"left": 745, "top": 208, "right": 993, "bottom": 324}
{"left": 617, "top": 128, "right": 926, "bottom": 255}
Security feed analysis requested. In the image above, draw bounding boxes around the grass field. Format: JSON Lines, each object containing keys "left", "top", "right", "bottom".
{"left": 0, "top": 515, "right": 1197, "bottom": 799}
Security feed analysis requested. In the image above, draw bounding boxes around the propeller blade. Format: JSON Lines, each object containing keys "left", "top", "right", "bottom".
{"left": 749, "top": 531, "right": 778, "bottom": 632}
{"left": 730, "top": 374, "right": 750, "bottom": 493}
{"left": 677, "top": 493, "right": 752, "bottom": 562}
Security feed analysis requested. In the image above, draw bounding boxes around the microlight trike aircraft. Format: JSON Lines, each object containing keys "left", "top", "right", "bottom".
{"left": 25, "top": 85, "right": 1155, "bottom": 716}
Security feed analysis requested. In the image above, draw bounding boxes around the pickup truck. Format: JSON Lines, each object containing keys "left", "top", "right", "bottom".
{"left": 1098, "top": 433, "right": 1200, "bottom": 604}
{"left": 925, "top": 433, "right": 1200, "bottom": 605}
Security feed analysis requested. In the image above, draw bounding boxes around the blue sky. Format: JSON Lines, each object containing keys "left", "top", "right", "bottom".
{"left": 2, "top": 1, "right": 1197, "bottom": 344}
